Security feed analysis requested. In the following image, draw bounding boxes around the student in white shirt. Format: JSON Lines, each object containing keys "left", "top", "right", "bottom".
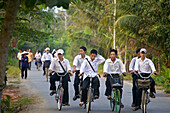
{"left": 133, "top": 48, "right": 158, "bottom": 111}
{"left": 129, "top": 48, "right": 141, "bottom": 107}
{"left": 79, "top": 49, "right": 105, "bottom": 106}
{"left": 103, "top": 49, "right": 126, "bottom": 108}
{"left": 17, "top": 49, "right": 22, "bottom": 70}
{"left": 35, "top": 50, "right": 42, "bottom": 71}
{"left": 41, "top": 47, "right": 53, "bottom": 76}
{"left": 49, "top": 49, "right": 72, "bottom": 106}
{"left": 72, "top": 46, "right": 89, "bottom": 101}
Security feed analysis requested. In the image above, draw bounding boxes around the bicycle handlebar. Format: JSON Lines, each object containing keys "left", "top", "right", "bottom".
{"left": 134, "top": 72, "right": 155, "bottom": 79}
{"left": 52, "top": 72, "right": 71, "bottom": 77}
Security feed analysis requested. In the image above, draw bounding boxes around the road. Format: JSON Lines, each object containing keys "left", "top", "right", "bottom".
{"left": 20, "top": 62, "right": 170, "bottom": 113}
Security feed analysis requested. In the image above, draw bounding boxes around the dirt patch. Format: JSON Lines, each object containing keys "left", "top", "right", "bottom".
{"left": 18, "top": 79, "right": 46, "bottom": 113}
{"left": 1, "top": 78, "right": 45, "bottom": 113}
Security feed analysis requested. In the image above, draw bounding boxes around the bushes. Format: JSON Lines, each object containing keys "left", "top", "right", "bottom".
{"left": 153, "top": 66, "right": 170, "bottom": 93}
{"left": 7, "top": 57, "right": 18, "bottom": 67}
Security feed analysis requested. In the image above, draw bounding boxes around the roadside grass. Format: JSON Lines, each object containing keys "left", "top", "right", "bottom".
{"left": 12, "top": 96, "right": 36, "bottom": 108}
{"left": 9, "top": 81, "right": 21, "bottom": 84}
{"left": 6, "top": 65, "right": 20, "bottom": 78}
{"left": 1, "top": 95, "right": 37, "bottom": 113}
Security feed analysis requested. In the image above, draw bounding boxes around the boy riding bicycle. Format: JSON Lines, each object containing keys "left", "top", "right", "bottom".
{"left": 79, "top": 49, "right": 105, "bottom": 106}
{"left": 133, "top": 48, "right": 158, "bottom": 111}
{"left": 72, "top": 46, "right": 90, "bottom": 101}
{"left": 103, "top": 49, "right": 126, "bottom": 108}
{"left": 49, "top": 49, "right": 72, "bottom": 106}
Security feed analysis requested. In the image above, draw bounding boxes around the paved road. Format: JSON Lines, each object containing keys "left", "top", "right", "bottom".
{"left": 21, "top": 62, "right": 170, "bottom": 113}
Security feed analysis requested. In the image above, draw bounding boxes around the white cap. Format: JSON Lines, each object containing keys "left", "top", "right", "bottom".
{"left": 21, "top": 51, "right": 29, "bottom": 55}
{"left": 57, "top": 49, "right": 64, "bottom": 54}
{"left": 45, "top": 47, "right": 50, "bottom": 51}
{"left": 140, "top": 48, "right": 147, "bottom": 54}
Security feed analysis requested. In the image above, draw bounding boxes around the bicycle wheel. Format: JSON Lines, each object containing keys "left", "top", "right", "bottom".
{"left": 110, "top": 90, "right": 115, "bottom": 111}
{"left": 58, "top": 87, "right": 63, "bottom": 111}
{"left": 45, "top": 68, "right": 48, "bottom": 82}
{"left": 114, "top": 89, "right": 121, "bottom": 113}
{"left": 86, "top": 88, "right": 91, "bottom": 113}
{"left": 141, "top": 90, "right": 147, "bottom": 113}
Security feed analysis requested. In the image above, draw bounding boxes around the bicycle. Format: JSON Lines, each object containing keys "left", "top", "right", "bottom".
{"left": 108, "top": 73, "right": 123, "bottom": 113}
{"left": 135, "top": 72, "right": 154, "bottom": 113}
{"left": 54, "top": 72, "right": 69, "bottom": 111}
{"left": 85, "top": 74, "right": 100, "bottom": 113}
{"left": 79, "top": 75, "right": 83, "bottom": 104}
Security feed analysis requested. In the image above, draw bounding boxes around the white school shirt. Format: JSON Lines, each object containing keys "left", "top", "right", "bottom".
{"left": 73, "top": 55, "right": 90, "bottom": 70}
{"left": 41, "top": 53, "right": 53, "bottom": 62}
{"left": 103, "top": 58, "right": 126, "bottom": 74}
{"left": 80, "top": 55, "right": 105, "bottom": 80}
{"left": 17, "top": 52, "right": 22, "bottom": 60}
{"left": 134, "top": 57, "right": 156, "bottom": 73}
{"left": 35, "top": 53, "right": 41, "bottom": 60}
{"left": 129, "top": 57, "right": 140, "bottom": 71}
{"left": 49, "top": 58, "right": 71, "bottom": 73}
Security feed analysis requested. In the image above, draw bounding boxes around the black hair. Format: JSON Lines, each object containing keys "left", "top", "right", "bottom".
{"left": 80, "top": 46, "right": 87, "bottom": 52}
{"left": 90, "top": 49, "right": 97, "bottom": 55}
{"left": 110, "top": 49, "right": 117, "bottom": 55}
{"left": 136, "top": 48, "right": 141, "bottom": 53}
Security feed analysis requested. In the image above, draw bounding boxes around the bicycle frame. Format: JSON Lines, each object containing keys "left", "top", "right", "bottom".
{"left": 53, "top": 72, "right": 68, "bottom": 111}
{"left": 108, "top": 73, "right": 123, "bottom": 113}
{"left": 134, "top": 72, "right": 154, "bottom": 113}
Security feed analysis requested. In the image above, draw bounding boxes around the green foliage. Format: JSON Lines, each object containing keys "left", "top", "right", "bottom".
{"left": 153, "top": 66, "right": 170, "bottom": 93}
{"left": 1, "top": 95, "right": 11, "bottom": 113}
{"left": 7, "top": 57, "right": 18, "bottom": 67}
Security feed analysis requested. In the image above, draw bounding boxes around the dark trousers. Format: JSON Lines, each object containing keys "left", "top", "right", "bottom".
{"left": 50, "top": 73, "right": 69, "bottom": 104}
{"left": 105, "top": 74, "right": 123, "bottom": 98}
{"left": 43, "top": 61, "right": 51, "bottom": 74}
{"left": 19, "top": 60, "right": 22, "bottom": 70}
{"left": 28, "top": 62, "right": 31, "bottom": 70}
{"left": 135, "top": 76, "right": 156, "bottom": 107}
{"left": 132, "top": 73, "right": 138, "bottom": 105}
{"left": 82, "top": 76, "right": 100, "bottom": 103}
{"left": 73, "top": 70, "right": 82, "bottom": 96}
{"left": 21, "top": 67, "right": 27, "bottom": 79}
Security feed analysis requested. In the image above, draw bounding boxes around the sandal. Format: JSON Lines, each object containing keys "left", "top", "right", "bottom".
{"left": 50, "top": 91, "right": 56, "bottom": 96}
{"left": 133, "top": 106, "right": 141, "bottom": 111}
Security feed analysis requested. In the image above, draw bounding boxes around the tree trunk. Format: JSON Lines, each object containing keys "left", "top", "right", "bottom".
{"left": 117, "top": 46, "right": 123, "bottom": 61}
{"left": 0, "top": 0, "right": 19, "bottom": 111}
{"left": 124, "top": 40, "right": 127, "bottom": 71}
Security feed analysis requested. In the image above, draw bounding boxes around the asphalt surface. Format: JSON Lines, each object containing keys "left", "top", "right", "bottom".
{"left": 21, "top": 62, "right": 170, "bottom": 113}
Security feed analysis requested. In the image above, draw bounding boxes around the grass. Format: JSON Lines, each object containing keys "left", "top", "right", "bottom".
{"left": 9, "top": 80, "right": 21, "bottom": 84}
{"left": 6, "top": 65, "right": 20, "bottom": 78}
{"left": 13, "top": 96, "right": 36, "bottom": 106}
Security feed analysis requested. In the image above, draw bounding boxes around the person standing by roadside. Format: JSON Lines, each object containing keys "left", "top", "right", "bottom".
{"left": 27, "top": 49, "right": 33, "bottom": 70}
{"left": 21, "top": 51, "right": 29, "bottom": 79}
{"left": 17, "top": 49, "right": 22, "bottom": 70}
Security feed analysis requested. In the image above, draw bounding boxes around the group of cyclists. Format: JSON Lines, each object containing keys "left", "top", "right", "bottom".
{"left": 17, "top": 46, "right": 158, "bottom": 111}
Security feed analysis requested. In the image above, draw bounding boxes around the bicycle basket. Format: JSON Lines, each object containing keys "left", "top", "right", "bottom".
{"left": 137, "top": 79, "right": 151, "bottom": 88}
{"left": 110, "top": 77, "right": 123, "bottom": 88}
